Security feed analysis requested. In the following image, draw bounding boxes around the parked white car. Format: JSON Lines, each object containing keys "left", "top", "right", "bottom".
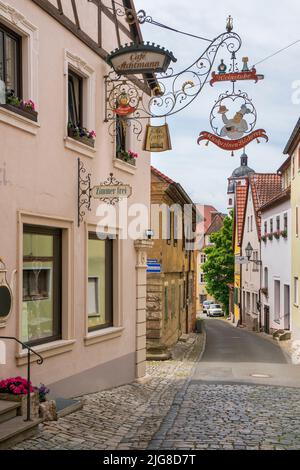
{"left": 207, "top": 304, "right": 224, "bottom": 317}
{"left": 202, "top": 300, "right": 214, "bottom": 313}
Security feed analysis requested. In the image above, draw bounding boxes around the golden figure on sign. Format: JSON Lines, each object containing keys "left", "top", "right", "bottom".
{"left": 113, "top": 93, "right": 136, "bottom": 117}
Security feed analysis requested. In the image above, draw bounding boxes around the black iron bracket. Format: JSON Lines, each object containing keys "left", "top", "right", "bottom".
{"left": 78, "top": 158, "right": 92, "bottom": 227}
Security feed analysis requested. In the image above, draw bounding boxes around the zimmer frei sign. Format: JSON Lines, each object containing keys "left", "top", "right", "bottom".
{"left": 106, "top": 42, "right": 177, "bottom": 75}
{"left": 90, "top": 173, "right": 132, "bottom": 206}
{"left": 91, "top": 183, "right": 132, "bottom": 200}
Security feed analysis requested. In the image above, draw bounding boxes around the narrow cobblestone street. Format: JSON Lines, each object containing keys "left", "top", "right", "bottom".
{"left": 13, "top": 320, "right": 300, "bottom": 450}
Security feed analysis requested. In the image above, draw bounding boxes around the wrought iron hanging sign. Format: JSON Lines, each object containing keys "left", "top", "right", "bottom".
{"left": 104, "top": 15, "right": 244, "bottom": 144}
{"left": 77, "top": 159, "right": 132, "bottom": 226}
{"left": 197, "top": 54, "right": 268, "bottom": 155}
{"left": 104, "top": 10, "right": 268, "bottom": 155}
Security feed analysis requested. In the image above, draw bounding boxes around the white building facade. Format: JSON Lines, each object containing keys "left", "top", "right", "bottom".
{"left": 260, "top": 191, "right": 291, "bottom": 333}
{"left": 241, "top": 184, "right": 261, "bottom": 330}
{"left": 241, "top": 174, "right": 282, "bottom": 330}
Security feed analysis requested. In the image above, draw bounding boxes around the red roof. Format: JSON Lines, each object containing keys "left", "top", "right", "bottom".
{"left": 235, "top": 183, "right": 248, "bottom": 246}
{"left": 206, "top": 213, "right": 225, "bottom": 235}
{"left": 249, "top": 173, "right": 282, "bottom": 237}
{"left": 151, "top": 166, "right": 174, "bottom": 184}
{"left": 260, "top": 186, "right": 291, "bottom": 212}
{"left": 203, "top": 205, "right": 218, "bottom": 232}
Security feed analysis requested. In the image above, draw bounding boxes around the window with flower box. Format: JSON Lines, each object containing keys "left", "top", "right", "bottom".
{"left": 0, "top": 23, "right": 37, "bottom": 123}
{"left": 67, "top": 68, "right": 96, "bottom": 148}
{"left": 115, "top": 116, "right": 137, "bottom": 166}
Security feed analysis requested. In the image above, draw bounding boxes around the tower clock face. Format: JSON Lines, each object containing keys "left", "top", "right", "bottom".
{"left": 0, "top": 285, "right": 12, "bottom": 317}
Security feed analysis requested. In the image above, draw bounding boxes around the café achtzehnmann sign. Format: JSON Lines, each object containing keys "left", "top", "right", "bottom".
{"left": 106, "top": 42, "right": 177, "bottom": 75}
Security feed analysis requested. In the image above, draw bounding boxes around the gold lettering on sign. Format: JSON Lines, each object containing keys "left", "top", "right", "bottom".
{"left": 143, "top": 124, "right": 172, "bottom": 152}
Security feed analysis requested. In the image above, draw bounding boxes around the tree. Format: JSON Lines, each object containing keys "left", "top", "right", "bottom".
{"left": 202, "top": 214, "right": 234, "bottom": 314}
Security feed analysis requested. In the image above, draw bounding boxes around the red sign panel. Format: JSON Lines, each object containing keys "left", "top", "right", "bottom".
{"left": 210, "top": 69, "right": 264, "bottom": 86}
{"left": 197, "top": 130, "right": 269, "bottom": 151}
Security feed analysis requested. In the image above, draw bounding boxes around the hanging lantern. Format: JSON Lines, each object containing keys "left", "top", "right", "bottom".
{"left": 143, "top": 123, "right": 172, "bottom": 152}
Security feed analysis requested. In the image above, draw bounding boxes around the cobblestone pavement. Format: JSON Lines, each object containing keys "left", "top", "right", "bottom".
{"left": 149, "top": 383, "right": 300, "bottom": 450}
{"left": 13, "top": 325, "right": 300, "bottom": 451}
{"left": 13, "top": 334, "right": 204, "bottom": 450}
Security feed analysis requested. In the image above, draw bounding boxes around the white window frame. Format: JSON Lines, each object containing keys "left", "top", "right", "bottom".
{"left": 64, "top": 49, "right": 96, "bottom": 157}
{"left": 294, "top": 277, "right": 299, "bottom": 307}
{"left": 0, "top": 1, "right": 39, "bottom": 133}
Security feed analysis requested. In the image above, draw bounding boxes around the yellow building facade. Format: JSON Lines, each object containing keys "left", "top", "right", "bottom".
{"left": 227, "top": 153, "right": 253, "bottom": 324}
{"left": 283, "top": 122, "right": 300, "bottom": 341}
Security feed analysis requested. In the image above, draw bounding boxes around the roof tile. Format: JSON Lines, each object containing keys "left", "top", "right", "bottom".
{"left": 249, "top": 173, "right": 282, "bottom": 237}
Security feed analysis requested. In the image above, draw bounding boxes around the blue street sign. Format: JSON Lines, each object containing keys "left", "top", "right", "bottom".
{"left": 147, "top": 259, "right": 162, "bottom": 273}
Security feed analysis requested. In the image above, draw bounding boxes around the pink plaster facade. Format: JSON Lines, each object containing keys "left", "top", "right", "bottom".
{"left": 0, "top": 0, "right": 151, "bottom": 397}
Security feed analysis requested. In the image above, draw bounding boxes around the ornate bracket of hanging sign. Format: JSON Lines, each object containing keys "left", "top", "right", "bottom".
{"left": 104, "top": 14, "right": 246, "bottom": 149}
{"left": 197, "top": 50, "right": 268, "bottom": 156}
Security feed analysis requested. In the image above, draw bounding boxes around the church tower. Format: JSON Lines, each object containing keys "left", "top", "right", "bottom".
{"left": 227, "top": 152, "right": 255, "bottom": 212}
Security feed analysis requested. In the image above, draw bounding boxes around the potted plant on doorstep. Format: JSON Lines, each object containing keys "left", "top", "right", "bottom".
{"left": 261, "top": 234, "right": 267, "bottom": 242}
{"left": 0, "top": 90, "right": 38, "bottom": 122}
{"left": 67, "top": 122, "right": 96, "bottom": 148}
{"left": 267, "top": 233, "right": 273, "bottom": 241}
{"left": 37, "top": 384, "right": 57, "bottom": 421}
{"left": 0, "top": 377, "right": 40, "bottom": 419}
{"left": 116, "top": 148, "right": 138, "bottom": 166}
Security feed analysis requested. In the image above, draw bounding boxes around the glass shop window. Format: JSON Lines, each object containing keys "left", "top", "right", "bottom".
{"left": 88, "top": 233, "right": 113, "bottom": 332}
{"left": 0, "top": 23, "right": 21, "bottom": 100}
{"left": 22, "top": 226, "right": 62, "bottom": 346}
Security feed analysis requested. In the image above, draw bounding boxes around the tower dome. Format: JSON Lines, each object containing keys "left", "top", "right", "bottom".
{"left": 231, "top": 152, "right": 255, "bottom": 178}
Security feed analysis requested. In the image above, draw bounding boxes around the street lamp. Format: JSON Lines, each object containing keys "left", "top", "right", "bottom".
{"left": 245, "top": 242, "right": 253, "bottom": 261}
{"left": 245, "top": 242, "right": 262, "bottom": 265}
{"left": 145, "top": 229, "right": 154, "bottom": 240}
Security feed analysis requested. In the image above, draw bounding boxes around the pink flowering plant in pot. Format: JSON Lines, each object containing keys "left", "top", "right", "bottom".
{"left": 117, "top": 147, "right": 138, "bottom": 165}
{"left": 68, "top": 122, "right": 96, "bottom": 147}
{"left": 0, "top": 377, "right": 50, "bottom": 419}
{"left": 0, "top": 376, "right": 35, "bottom": 395}
{"left": 3, "top": 90, "right": 38, "bottom": 121}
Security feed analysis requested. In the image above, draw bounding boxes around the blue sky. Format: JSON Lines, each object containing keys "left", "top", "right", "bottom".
{"left": 135, "top": 0, "right": 300, "bottom": 212}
